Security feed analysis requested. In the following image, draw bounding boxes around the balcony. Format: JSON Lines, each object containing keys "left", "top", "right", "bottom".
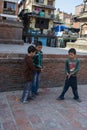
{"left": 32, "top": 1, "right": 55, "bottom": 10}
{"left": 19, "top": 9, "right": 55, "bottom": 20}
{"left": 29, "top": 11, "right": 55, "bottom": 20}
{"left": 3, "top": 8, "right": 15, "bottom": 15}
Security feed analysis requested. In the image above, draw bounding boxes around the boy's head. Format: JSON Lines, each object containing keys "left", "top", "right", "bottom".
{"left": 68, "top": 48, "right": 76, "bottom": 59}
{"left": 28, "top": 45, "right": 36, "bottom": 56}
{"left": 36, "top": 41, "right": 42, "bottom": 51}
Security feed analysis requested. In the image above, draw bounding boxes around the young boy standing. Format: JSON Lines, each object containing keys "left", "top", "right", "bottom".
{"left": 56, "top": 48, "right": 81, "bottom": 102}
{"left": 21, "top": 45, "right": 41, "bottom": 103}
{"left": 32, "top": 41, "right": 43, "bottom": 96}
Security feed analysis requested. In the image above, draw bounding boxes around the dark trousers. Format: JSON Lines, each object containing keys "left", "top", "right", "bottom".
{"left": 60, "top": 76, "right": 79, "bottom": 99}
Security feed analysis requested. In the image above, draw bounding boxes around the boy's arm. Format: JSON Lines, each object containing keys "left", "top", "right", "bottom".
{"left": 27, "top": 58, "right": 41, "bottom": 72}
{"left": 33, "top": 53, "right": 39, "bottom": 66}
{"left": 65, "top": 60, "right": 69, "bottom": 75}
{"left": 34, "top": 52, "right": 43, "bottom": 68}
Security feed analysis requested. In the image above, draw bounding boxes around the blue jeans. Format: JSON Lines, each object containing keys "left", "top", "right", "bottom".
{"left": 32, "top": 72, "right": 41, "bottom": 95}
{"left": 21, "top": 82, "right": 32, "bottom": 102}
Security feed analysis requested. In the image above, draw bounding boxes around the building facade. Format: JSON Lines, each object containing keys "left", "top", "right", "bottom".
{"left": 73, "top": 4, "right": 84, "bottom": 29}
{"left": 0, "top": 0, "right": 18, "bottom": 20}
{"left": 75, "top": 4, "right": 84, "bottom": 16}
{"left": 55, "top": 9, "right": 72, "bottom": 27}
{"left": 73, "top": 2, "right": 87, "bottom": 36}
{"left": 0, "top": 0, "right": 23, "bottom": 44}
{"left": 18, "top": 0, "right": 56, "bottom": 34}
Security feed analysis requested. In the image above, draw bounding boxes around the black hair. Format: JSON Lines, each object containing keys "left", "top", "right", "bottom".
{"left": 36, "top": 41, "right": 42, "bottom": 47}
{"left": 68, "top": 48, "right": 76, "bottom": 54}
{"left": 28, "top": 45, "right": 36, "bottom": 53}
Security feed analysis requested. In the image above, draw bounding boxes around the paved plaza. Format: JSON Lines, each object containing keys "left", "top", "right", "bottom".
{"left": 0, "top": 43, "right": 87, "bottom": 55}
{"left": 0, "top": 43, "right": 87, "bottom": 130}
{"left": 0, "top": 85, "right": 87, "bottom": 130}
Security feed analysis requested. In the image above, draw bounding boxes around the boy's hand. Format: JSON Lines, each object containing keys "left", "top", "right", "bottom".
{"left": 68, "top": 73, "right": 74, "bottom": 79}
{"left": 66, "top": 73, "right": 70, "bottom": 79}
{"left": 41, "top": 66, "right": 45, "bottom": 72}
{"left": 68, "top": 74, "right": 70, "bottom": 79}
{"left": 40, "top": 67, "right": 43, "bottom": 71}
{"left": 41, "top": 66, "right": 46, "bottom": 71}
{"left": 67, "top": 73, "right": 69, "bottom": 76}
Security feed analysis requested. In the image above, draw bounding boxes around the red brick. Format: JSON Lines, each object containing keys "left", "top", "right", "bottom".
{"left": 3, "top": 121, "right": 17, "bottom": 130}
{"left": 0, "top": 54, "right": 87, "bottom": 91}
{"left": 0, "top": 21, "right": 23, "bottom": 45}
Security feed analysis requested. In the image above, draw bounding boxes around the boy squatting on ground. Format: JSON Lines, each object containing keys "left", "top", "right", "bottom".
{"left": 56, "top": 48, "right": 81, "bottom": 102}
{"left": 32, "top": 41, "right": 43, "bottom": 96}
{"left": 21, "top": 45, "right": 41, "bottom": 103}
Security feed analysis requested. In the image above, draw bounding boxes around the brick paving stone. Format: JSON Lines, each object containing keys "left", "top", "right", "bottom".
{"left": 28, "top": 114, "right": 42, "bottom": 124}
{"left": 3, "top": 121, "right": 17, "bottom": 130}
{"left": 0, "top": 85, "right": 87, "bottom": 130}
{"left": 18, "top": 125, "right": 34, "bottom": 130}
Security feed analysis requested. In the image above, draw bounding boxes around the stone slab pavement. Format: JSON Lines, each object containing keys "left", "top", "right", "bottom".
{"left": 0, "top": 85, "right": 87, "bottom": 130}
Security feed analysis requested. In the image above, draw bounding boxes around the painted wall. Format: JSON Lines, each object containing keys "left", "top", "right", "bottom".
{"left": 24, "top": 0, "right": 55, "bottom": 32}
{"left": 25, "top": 0, "right": 32, "bottom": 12}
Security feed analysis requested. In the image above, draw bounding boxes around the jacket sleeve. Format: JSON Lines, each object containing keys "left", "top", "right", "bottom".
{"left": 65, "top": 60, "right": 69, "bottom": 74}
{"left": 26, "top": 57, "right": 41, "bottom": 72}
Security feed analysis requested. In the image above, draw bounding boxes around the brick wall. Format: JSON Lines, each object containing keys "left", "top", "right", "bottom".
{"left": 0, "top": 0, "right": 2, "bottom": 14}
{"left": 0, "top": 21, "right": 23, "bottom": 44}
{"left": 0, "top": 54, "right": 87, "bottom": 92}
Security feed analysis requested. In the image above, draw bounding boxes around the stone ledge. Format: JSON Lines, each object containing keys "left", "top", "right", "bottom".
{"left": 67, "top": 42, "right": 87, "bottom": 50}
{"left": 0, "top": 39, "right": 24, "bottom": 45}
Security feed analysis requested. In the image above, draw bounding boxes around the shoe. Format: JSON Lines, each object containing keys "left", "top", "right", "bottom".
{"left": 31, "top": 92, "right": 36, "bottom": 98}
{"left": 35, "top": 92, "right": 39, "bottom": 96}
{"left": 32, "top": 94, "right": 36, "bottom": 98}
{"left": 29, "top": 96, "right": 35, "bottom": 100}
{"left": 56, "top": 96, "right": 64, "bottom": 100}
{"left": 20, "top": 100, "right": 29, "bottom": 104}
{"left": 73, "top": 97, "right": 82, "bottom": 103}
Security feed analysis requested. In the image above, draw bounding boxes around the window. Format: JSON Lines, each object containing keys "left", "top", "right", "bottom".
{"left": 48, "top": 0, "right": 53, "bottom": 6}
{"left": 39, "top": 0, "right": 44, "bottom": 3}
{"left": 36, "top": 0, "right": 39, "bottom": 2}
{"left": 4, "top": 1, "right": 16, "bottom": 10}
{"left": 3, "top": 1, "right": 16, "bottom": 15}
{"left": 36, "top": 0, "right": 44, "bottom": 3}
{"left": 35, "top": 18, "right": 49, "bottom": 29}
{"left": 48, "top": 10, "right": 51, "bottom": 15}
{"left": 4, "top": 2, "right": 7, "bottom": 8}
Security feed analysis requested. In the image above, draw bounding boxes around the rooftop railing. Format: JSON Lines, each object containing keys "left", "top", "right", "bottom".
{"left": 22, "top": 9, "right": 55, "bottom": 19}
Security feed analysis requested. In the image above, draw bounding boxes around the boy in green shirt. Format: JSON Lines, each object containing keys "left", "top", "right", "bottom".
{"left": 56, "top": 48, "right": 81, "bottom": 102}
{"left": 32, "top": 41, "right": 43, "bottom": 96}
